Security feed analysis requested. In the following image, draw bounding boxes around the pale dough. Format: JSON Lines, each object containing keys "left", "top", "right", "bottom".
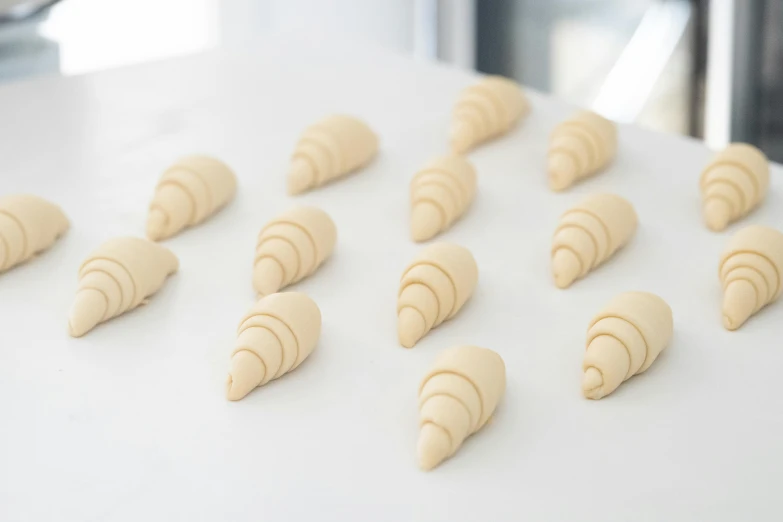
{"left": 700, "top": 143, "right": 769, "bottom": 231}
{"left": 147, "top": 155, "right": 237, "bottom": 241}
{"left": 0, "top": 194, "right": 69, "bottom": 273}
{"left": 418, "top": 345, "right": 506, "bottom": 471}
{"left": 551, "top": 193, "right": 637, "bottom": 288}
{"left": 253, "top": 206, "right": 337, "bottom": 296}
{"left": 410, "top": 155, "right": 477, "bottom": 242}
{"left": 548, "top": 110, "right": 617, "bottom": 191}
{"left": 450, "top": 76, "right": 529, "bottom": 154}
{"left": 719, "top": 225, "right": 783, "bottom": 330}
{"left": 582, "top": 291, "right": 673, "bottom": 400}
{"left": 287, "top": 115, "right": 379, "bottom": 195}
{"left": 227, "top": 292, "right": 321, "bottom": 401}
{"left": 68, "top": 237, "right": 179, "bottom": 337}
{"left": 397, "top": 242, "right": 478, "bottom": 348}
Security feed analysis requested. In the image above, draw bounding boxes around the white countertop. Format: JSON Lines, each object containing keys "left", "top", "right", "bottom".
{"left": 1, "top": 34, "right": 782, "bottom": 522}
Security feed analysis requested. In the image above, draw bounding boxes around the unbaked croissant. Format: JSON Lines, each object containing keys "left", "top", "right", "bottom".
{"left": 398, "top": 243, "right": 478, "bottom": 348}
{"left": 68, "top": 237, "right": 178, "bottom": 337}
{"left": 418, "top": 345, "right": 506, "bottom": 470}
{"left": 582, "top": 291, "right": 673, "bottom": 399}
{"left": 450, "top": 76, "right": 529, "bottom": 154}
{"left": 253, "top": 207, "right": 337, "bottom": 296}
{"left": 700, "top": 143, "right": 769, "bottom": 231}
{"left": 551, "top": 193, "right": 637, "bottom": 288}
{"left": 719, "top": 225, "right": 783, "bottom": 330}
{"left": 287, "top": 115, "right": 378, "bottom": 195}
{"left": 548, "top": 110, "right": 617, "bottom": 191}
{"left": 146, "top": 155, "right": 237, "bottom": 241}
{"left": 227, "top": 292, "right": 321, "bottom": 401}
{"left": 410, "top": 155, "right": 477, "bottom": 242}
{"left": 0, "top": 194, "right": 69, "bottom": 273}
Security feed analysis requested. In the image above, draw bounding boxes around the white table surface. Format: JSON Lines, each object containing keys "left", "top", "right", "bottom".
{"left": 1, "top": 34, "right": 783, "bottom": 522}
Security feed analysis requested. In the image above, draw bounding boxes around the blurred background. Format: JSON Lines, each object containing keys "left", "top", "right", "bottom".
{"left": 0, "top": 0, "right": 779, "bottom": 159}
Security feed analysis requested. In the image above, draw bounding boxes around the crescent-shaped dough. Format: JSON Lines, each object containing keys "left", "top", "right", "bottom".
{"left": 68, "top": 237, "right": 178, "bottom": 337}
{"left": 0, "top": 194, "right": 69, "bottom": 273}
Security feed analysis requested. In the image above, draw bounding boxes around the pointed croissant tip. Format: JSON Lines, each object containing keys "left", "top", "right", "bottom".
{"left": 286, "top": 159, "right": 314, "bottom": 195}
{"left": 547, "top": 152, "right": 577, "bottom": 191}
{"left": 703, "top": 199, "right": 730, "bottom": 232}
{"left": 722, "top": 279, "right": 756, "bottom": 331}
{"left": 225, "top": 374, "right": 247, "bottom": 401}
{"left": 68, "top": 288, "right": 106, "bottom": 338}
{"left": 722, "top": 310, "right": 751, "bottom": 331}
{"left": 552, "top": 248, "right": 580, "bottom": 289}
{"left": 582, "top": 367, "right": 605, "bottom": 400}
{"left": 146, "top": 208, "right": 169, "bottom": 241}
{"left": 226, "top": 350, "right": 265, "bottom": 401}
{"left": 722, "top": 315, "right": 739, "bottom": 331}
{"left": 252, "top": 257, "right": 284, "bottom": 297}
{"left": 418, "top": 422, "right": 451, "bottom": 471}
{"left": 410, "top": 203, "right": 443, "bottom": 242}
{"left": 398, "top": 307, "right": 426, "bottom": 348}
{"left": 67, "top": 320, "right": 82, "bottom": 338}
{"left": 450, "top": 121, "right": 473, "bottom": 155}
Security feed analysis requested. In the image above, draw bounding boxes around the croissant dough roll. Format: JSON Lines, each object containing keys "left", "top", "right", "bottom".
{"left": 410, "top": 155, "right": 477, "bottom": 242}
{"left": 719, "top": 225, "right": 783, "bottom": 330}
{"left": 551, "top": 193, "right": 637, "bottom": 289}
{"left": 582, "top": 291, "right": 672, "bottom": 400}
{"left": 146, "top": 155, "right": 237, "bottom": 241}
{"left": 253, "top": 207, "right": 337, "bottom": 296}
{"left": 418, "top": 345, "right": 506, "bottom": 470}
{"left": 287, "top": 115, "right": 379, "bottom": 195}
{"left": 450, "top": 76, "right": 529, "bottom": 154}
{"left": 398, "top": 243, "right": 478, "bottom": 348}
{"left": 68, "top": 237, "right": 178, "bottom": 337}
{"left": 0, "top": 194, "right": 69, "bottom": 273}
{"left": 227, "top": 292, "right": 321, "bottom": 401}
{"left": 548, "top": 110, "right": 617, "bottom": 191}
{"left": 700, "top": 143, "right": 769, "bottom": 231}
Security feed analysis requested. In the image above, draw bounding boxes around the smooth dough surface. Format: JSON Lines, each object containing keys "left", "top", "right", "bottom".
{"left": 719, "top": 225, "right": 783, "bottom": 330}
{"left": 450, "top": 76, "right": 529, "bottom": 154}
{"left": 551, "top": 193, "right": 637, "bottom": 288}
{"left": 410, "top": 155, "right": 477, "bottom": 242}
{"left": 227, "top": 292, "right": 321, "bottom": 401}
{"left": 582, "top": 291, "right": 673, "bottom": 400}
{"left": 68, "top": 237, "right": 179, "bottom": 337}
{"left": 397, "top": 242, "right": 478, "bottom": 348}
{"left": 253, "top": 206, "right": 337, "bottom": 296}
{"left": 700, "top": 143, "right": 769, "bottom": 231}
{"left": 418, "top": 345, "right": 506, "bottom": 470}
{"left": 548, "top": 110, "right": 617, "bottom": 191}
{"left": 287, "top": 114, "right": 378, "bottom": 195}
{"left": 147, "top": 155, "right": 237, "bottom": 241}
{"left": 0, "top": 194, "right": 69, "bottom": 273}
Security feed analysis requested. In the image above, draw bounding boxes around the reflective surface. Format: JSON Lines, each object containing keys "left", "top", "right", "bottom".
{"left": 477, "top": 0, "right": 694, "bottom": 135}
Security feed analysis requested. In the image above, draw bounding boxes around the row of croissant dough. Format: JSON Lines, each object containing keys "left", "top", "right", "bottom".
{"left": 2, "top": 75, "right": 782, "bottom": 471}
